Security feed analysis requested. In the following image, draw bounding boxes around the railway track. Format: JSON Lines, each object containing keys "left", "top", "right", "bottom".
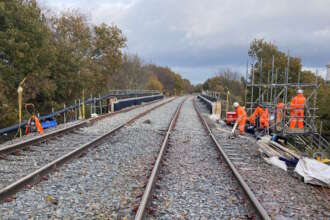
{"left": 0, "top": 97, "right": 174, "bottom": 202}
{"left": 1, "top": 96, "right": 327, "bottom": 219}
{"left": 0, "top": 97, "right": 164, "bottom": 155}
{"left": 0, "top": 97, "right": 185, "bottom": 218}
{"left": 135, "top": 97, "right": 270, "bottom": 219}
{"left": 196, "top": 100, "right": 330, "bottom": 219}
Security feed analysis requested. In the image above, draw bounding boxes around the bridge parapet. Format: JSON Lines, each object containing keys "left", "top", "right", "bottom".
{"left": 0, "top": 90, "right": 163, "bottom": 140}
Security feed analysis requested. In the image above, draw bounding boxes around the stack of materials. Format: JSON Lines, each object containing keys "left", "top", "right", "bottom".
{"left": 257, "top": 136, "right": 330, "bottom": 187}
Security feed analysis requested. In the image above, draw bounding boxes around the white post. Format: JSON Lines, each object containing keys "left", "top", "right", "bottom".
{"left": 63, "top": 104, "right": 66, "bottom": 124}
{"left": 99, "top": 94, "right": 102, "bottom": 114}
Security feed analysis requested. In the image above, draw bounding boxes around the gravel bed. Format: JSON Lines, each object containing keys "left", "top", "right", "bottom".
{"left": 0, "top": 97, "right": 184, "bottom": 219}
{"left": 0, "top": 98, "right": 163, "bottom": 148}
{"left": 197, "top": 98, "right": 330, "bottom": 219}
{"left": 0, "top": 98, "right": 170, "bottom": 190}
{"left": 149, "top": 97, "right": 255, "bottom": 219}
{"left": 0, "top": 120, "right": 84, "bottom": 147}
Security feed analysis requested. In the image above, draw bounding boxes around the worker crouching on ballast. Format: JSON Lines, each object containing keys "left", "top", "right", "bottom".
{"left": 25, "top": 115, "right": 44, "bottom": 135}
{"left": 248, "top": 103, "right": 263, "bottom": 127}
{"left": 233, "top": 102, "right": 247, "bottom": 135}
{"left": 248, "top": 103, "right": 269, "bottom": 130}
{"left": 260, "top": 107, "right": 269, "bottom": 129}
{"left": 24, "top": 103, "right": 44, "bottom": 135}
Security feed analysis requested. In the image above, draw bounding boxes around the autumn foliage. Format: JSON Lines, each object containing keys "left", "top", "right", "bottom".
{"left": 0, "top": 0, "right": 192, "bottom": 128}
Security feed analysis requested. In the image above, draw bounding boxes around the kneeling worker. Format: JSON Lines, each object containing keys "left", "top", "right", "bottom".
{"left": 233, "top": 102, "right": 247, "bottom": 134}
{"left": 260, "top": 107, "right": 269, "bottom": 129}
{"left": 248, "top": 103, "right": 263, "bottom": 127}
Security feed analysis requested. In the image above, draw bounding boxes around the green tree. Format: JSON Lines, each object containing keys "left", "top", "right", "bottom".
{"left": 183, "top": 79, "right": 194, "bottom": 93}
{"left": 203, "top": 69, "right": 244, "bottom": 102}
{"left": 194, "top": 84, "right": 203, "bottom": 93}
{"left": 50, "top": 11, "right": 92, "bottom": 102}
{"left": 249, "top": 39, "right": 301, "bottom": 85}
{"left": 147, "top": 75, "right": 163, "bottom": 91}
{"left": 145, "top": 65, "right": 191, "bottom": 95}
{"left": 0, "top": 0, "right": 193, "bottom": 131}
{"left": 115, "top": 54, "right": 148, "bottom": 89}
{"left": 0, "top": 0, "right": 55, "bottom": 122}
{"left": 92, "top": 23, "right": 126, "bottom": 91}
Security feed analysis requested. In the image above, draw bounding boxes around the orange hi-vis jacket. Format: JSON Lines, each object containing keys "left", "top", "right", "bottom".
{"left": 235, "top": 105, "right": 247, "bottom": 134}
{"left": 260, "top": 108, "right": 269, "bottom": 128}
{"left": 248, "top": 106, "right": 263, "bottom": 126}
{"left": 25, "top": 115, "right": 44, "bottom": 135}
{"left": 290, "top": 94, "right": 305, "bottom": 110}
{"left": 276, "top": 102, "right": 285, "bottom": 122}
{"left": 289, "top": 94, "right": 306, "bottom": 128}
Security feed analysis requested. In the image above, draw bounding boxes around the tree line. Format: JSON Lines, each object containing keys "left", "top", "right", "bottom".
{"left": 0, "top": 0, "right": 193, "bottom": 128}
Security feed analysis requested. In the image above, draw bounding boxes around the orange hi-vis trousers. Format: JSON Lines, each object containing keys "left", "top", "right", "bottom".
{"left": 289, "top": 94, "right": 305, "bottom": 129}
{"left": 239, "top": 116, "right": 247, "bottom": 134}
{"left": 260, "top": 108, "right": 269, "bottom": 128}
{"left": 248, "top": 106, "right": 263, "bottom": 126}
{"left": 236, "top": 105, "right": 247, "bottom": 134}
{"left": 276, "top": 102, "right": 284, "bottom": 123}
{"left": 25, "top": 116, "right": 44, "bottom": 135}
{"left": 289, "top": 109, "right": 304, "bottom": 129}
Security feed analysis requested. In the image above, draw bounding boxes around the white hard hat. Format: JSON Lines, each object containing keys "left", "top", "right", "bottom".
{"left": 233, "top": 102, "right": 239, "bottom": 108}
{"left": 297, "top": 89, "right": 303, "bottom": 94}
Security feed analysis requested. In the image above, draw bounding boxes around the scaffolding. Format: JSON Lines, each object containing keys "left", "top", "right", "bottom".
{"left": 244, "top": 55, "right": 329, "bottom": 151}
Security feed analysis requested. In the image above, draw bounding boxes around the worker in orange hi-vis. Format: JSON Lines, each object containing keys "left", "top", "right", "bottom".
{"left": 248, "top": 103, "right": 264, "bottom": 126}
{"left": 289, "top": 89, "right": 306, "bottom": 129}
{"left": 276, "top": 101, "right": 285, "bottom": 123}
{"left": 233, "top": 102, "right": 247, "bottom": 134}
{"left": 260, "top": 107, "right": 269, "bottom": 128}
{"left": 25, "top": 115, "right": 44, "bottom": 135}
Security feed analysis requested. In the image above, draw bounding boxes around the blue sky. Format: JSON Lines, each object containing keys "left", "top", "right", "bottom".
{"left": 38, "top": 0, "right": 330, "bottom": 84}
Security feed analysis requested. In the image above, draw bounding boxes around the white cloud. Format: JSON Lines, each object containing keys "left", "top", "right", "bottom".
{"left": 38, "top": 0, "right": 330, "bottom": 83}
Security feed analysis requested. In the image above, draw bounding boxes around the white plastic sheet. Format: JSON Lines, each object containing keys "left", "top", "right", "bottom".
{"left": 294, "top": 157, "right": 330, "bottom": 187}
{"left": 209, "top": 114, "right": 220, "bottom": 121}
{"left": 91, "top": 113, "right": 98, "bottom": 118}
{"left": 263, "top": 156, "right": 287, "bottom": 171}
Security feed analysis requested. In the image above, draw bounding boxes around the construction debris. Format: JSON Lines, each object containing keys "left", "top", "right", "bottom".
{"left": 257, "top": 135, "right": 330, "bottom": 187}
{"left": 294, "top": 157, "right": 330, "bottom": 187}
{"left": 91, "top": 113, "right": 98, "bottom": 118}
{"left": 263, "top": 157, "right": 287, "bottom": 171}
{"left": 209, "top": 114, "right": 220, "bottom": 121}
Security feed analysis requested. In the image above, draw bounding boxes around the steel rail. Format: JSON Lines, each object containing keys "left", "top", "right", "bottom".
{"left": 0, "top": 97, "right": 175, "bottom": 202}
{"left": 134, "top": 98, "right": 186, "bottom": 220}
{"left": 193, "top": 98, "right": 271, "bottom": 220}
{"left": 0, "top": 97, "right": 165, "bottom": 155}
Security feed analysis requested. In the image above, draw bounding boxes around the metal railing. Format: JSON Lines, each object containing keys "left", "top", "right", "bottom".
{"left": 0, "top": 90, "right": 161, "bottom": 137}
